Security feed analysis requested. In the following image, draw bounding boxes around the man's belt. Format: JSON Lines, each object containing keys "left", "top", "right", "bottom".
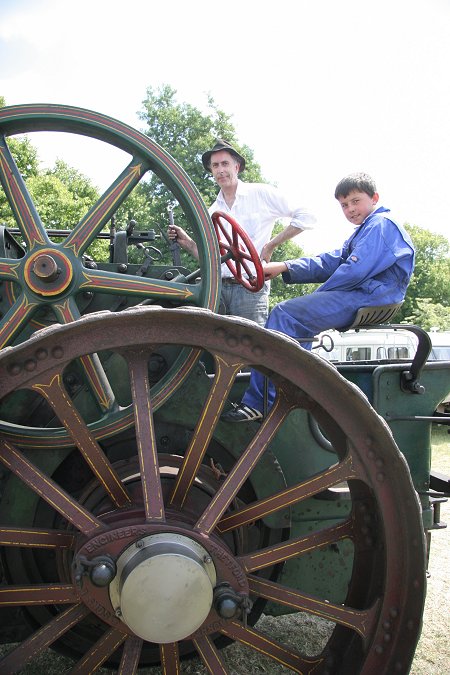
{"left": 221, "top": 277, "right": 241, "bottom": 285}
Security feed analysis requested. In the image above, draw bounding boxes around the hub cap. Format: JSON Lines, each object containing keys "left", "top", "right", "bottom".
{"left": 109, "top": 533, "right": 216, "bottom": 643}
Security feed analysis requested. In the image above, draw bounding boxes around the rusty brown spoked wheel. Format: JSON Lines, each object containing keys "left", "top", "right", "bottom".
{"left": 0, "top": 104, "right": 220, "bottom": 447}
{"left": 211, "top": 210, "right": 265, "bottom": 291}
{"left": 0, "top": 308, "right": 425, "bottom": 673}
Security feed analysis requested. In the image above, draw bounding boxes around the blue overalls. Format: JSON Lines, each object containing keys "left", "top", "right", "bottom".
{"left": 242, "top": 207, "right": 415, "bottom": 412}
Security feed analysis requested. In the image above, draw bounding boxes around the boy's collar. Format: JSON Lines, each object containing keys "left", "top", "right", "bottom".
{"left": 361, "top": 205, "right": 389, "bottom": 224}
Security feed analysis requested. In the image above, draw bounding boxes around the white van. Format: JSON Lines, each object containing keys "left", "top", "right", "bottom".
{"left": 428, "top": 331, "right": 450, "bottom": 360}
{"left": 316, "top": 328, "right": 450, "bottom": 363}
{"left": 316, "top": 328, "right": 418, "bottom": 362}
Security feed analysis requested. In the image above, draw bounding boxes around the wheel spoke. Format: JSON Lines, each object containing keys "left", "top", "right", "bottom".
{"left": 194, "top": 392, "right": 295, "bottom": 534}
{"left": 52, "top": 297, "right": 117, "bottom": 413}
{"left": 248, "top": 575, "right": 380, "bottom": 639}
{"left": 218, "top": 454, "right": 357, "bottom": 533}
{"left": 69, "top": 627, "right": 127, "bottom": 674}
{"left": 0, "top": 583, "right": 78, "bottom": 606}
{"left": 63, "top": 159, "right": 147, "bottom": 257}
{"left": 79, "top": 267, "right": 201, "bottom": 304}
{"left": 220, "top": 620, "right": 323, "bottom": 674}
{"left": 0, "top": 135, "right": 49, "bottom": 250}
{"left": 216, "top": 219, "right": 233, "bottom": 246}
{"left": 118, "top": 637, "right": 143, "bottom": 675}
{"left": 31, "top": 370, "right": 130, "bottom": 508}
{"left": 239, "top": 518, "right": 354, "bottom": 572}
{"left": 0, "top": 438, "right": 104, "bottom": 535}
{"left": 235, "top": 256, "right": 254, "bottom": 279}
{"left": 170, "top": 353, "right": 244, "bottom": 509}
{"left": 127, "top": 350, "right": 165, "bottom": 521}
{"left": 0, "top": 604, "right": 90, "bottom": 674}
{"left": 0, "top": 293, "right": 38, "bottom": 349}
{"left": 0, "top": 525, "right": 75, "bottom": 549}
{"left": 193, "top": 635, "right": 230, "bottom": 674}
{"left": 159, "top": 642, "right": 180, "bottom": 673}
{"left": 0, "top": 258, "right": 21, "bottom": 283}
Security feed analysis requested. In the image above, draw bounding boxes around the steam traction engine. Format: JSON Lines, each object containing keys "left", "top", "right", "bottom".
{"left": 0, "top": 105, "right": 448, "bottom": 674}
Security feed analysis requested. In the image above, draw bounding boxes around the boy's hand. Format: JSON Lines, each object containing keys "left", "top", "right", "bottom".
{"left": 263, "top": 261, "right": 288, "bottom": 280}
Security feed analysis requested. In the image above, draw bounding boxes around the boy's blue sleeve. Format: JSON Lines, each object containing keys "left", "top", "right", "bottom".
{"left": 283, "top": 248, "right": 343, "bottom": 284}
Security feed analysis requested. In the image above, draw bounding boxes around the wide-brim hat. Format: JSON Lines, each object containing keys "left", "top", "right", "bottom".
{"left": 201, "top": 139, "right": 246, "bottom": 173}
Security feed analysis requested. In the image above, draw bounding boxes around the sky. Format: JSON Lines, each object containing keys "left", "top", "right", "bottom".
{"left": 0, "top": 0, "right": 449, "bottom": 253}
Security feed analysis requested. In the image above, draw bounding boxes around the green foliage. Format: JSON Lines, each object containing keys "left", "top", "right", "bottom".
{"left": 267, "top": 223, "right": 320, "bottom": 309}
{"left": 400, "top": 224, "right": 450, "bottom": 324}
{"left": 0, "top": 137, "right": 40, "bottom": 224}
{"left": 405, "top": 299, "right": 450, "bottom": 331}
{"left": 137, "top": 85, "right": 264, "bottom": 232}
{"left": 30, "top": 160, "right": 99, "bottom": 228}
{"left": 132, "top": 84, "right": 268, "bottom": 267}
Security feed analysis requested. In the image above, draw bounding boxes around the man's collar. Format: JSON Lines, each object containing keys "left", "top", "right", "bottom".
{"left": 217, "top": 179, "right": 247, "bottom": 204}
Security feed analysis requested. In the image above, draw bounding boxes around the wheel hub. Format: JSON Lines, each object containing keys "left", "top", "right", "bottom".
{"left": 24, "top": 248, "right": 73, "bottom": 296}
{"left": 109, "top": 533, "right": 216, "bottom": 643}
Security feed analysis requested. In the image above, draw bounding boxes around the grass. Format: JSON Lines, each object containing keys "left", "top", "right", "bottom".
{"left": 1, "top": 427, "right": 449, "bottom": 673}
{"left": 410, "top": 425, "right": 450, "bottom": 675}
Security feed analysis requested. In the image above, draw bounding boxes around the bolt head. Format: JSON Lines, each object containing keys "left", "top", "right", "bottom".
{"left": 90, "top": 562, "right": 116, "bottom": 587}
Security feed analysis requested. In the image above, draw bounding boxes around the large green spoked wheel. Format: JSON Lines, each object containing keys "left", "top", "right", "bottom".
{"left": 0, "top": 308, "right": 426, "bottom": 674}
{"left": 0, "top": 104, "right": 220, "bottom": 446}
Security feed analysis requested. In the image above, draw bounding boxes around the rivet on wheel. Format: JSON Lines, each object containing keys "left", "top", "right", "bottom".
{"left": 7, "top": 363, "right": 22, "bottom": 376}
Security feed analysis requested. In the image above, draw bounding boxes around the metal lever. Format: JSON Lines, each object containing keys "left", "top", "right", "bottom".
{"left": 167, "top": 204, "right": 182, "bottom": 267}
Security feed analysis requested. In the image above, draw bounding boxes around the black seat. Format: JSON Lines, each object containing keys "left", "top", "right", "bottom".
{"left": 344, "top": 302, "right": 404, "bottom": 330}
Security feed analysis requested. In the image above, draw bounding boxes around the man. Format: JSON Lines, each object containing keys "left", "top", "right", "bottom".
{"left": 168, "top": 139, "right": 315, "bottom": 326}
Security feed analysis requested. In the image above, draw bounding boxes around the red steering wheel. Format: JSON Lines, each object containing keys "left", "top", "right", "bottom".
{"left": 211, "top": 211, "right": 265, "bottom": 292}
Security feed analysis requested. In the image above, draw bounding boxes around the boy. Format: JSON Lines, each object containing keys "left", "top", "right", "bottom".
{"left": 222, "top": 172, "right": 415, "bottom": 422}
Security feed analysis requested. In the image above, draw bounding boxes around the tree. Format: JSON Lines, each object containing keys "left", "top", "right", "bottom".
{"left": 0, "top": 105, "right": 108, "bottom": 262}
{"left": 405, "top": 298, "right": 450, "bottom": 331}
{"left": 401, "top": 224, "right": 450, "bottom": 327}
{"left": 136, "top": 85, "right": 266, "bottom": 267}
{"left": 267, "top": 222, "right": 320, "bottom": 308}
{"left": 0, "top": 98, "right": 41, "bottom": 224}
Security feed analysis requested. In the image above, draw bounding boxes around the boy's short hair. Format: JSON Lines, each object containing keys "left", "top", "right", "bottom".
{"left": 334, "top": 172, "right": 377, "bottom": 199}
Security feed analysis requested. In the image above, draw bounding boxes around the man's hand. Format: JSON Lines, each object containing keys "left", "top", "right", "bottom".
{"left": 168, "top": 225, "right": 199, "bottom": 259}
{"left": 260, "top": 240, "right": 275, "bottom": 263}
{"left": 260, "top": 224, "right": 305, "bottom": 264}
{"left": 263, "top": 261, "right": 288, "bottom": 280}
